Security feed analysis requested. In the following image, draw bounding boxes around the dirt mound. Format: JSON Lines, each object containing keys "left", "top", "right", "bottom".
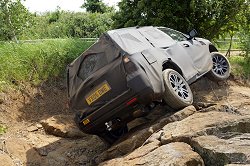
{"left": 1, "top": 78, "right": 250, "bottom": 166}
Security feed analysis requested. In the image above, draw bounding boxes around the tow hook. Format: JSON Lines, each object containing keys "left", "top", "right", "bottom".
{"left": 105, "top": 121, "right": 112, "bottom": 131}
{"left": 149, "top": 102, "right": 155, "bottom": 109}
{"left": 143, "top": 102, "right": 156, "bottom": 113}
{"left": 105, "top": 118, "right": 122, "bottom": 131}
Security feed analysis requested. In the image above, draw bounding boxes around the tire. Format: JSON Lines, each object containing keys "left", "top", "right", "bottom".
{"left": 162, "top": 69, "right": 193, "bottom": 110}
{"left": 206, "top": 52, "right": 231, "bottom": 81}
{"left": 99, "top": 125, "right": 128, "bottom": 144}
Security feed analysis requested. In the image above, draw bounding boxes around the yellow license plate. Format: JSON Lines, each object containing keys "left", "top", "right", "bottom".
{"left": 86, "top": 82, "right": 111, "bottom": 105}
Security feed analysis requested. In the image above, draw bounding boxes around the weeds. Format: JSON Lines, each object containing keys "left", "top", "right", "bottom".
{"left": 229, "top": 56, "right": 250, "bottom": 78}
{"left": 0, "top": 39, "right": 93, "bottom": 90}
{"left": 0, "top": 125, "right": 7, "bottom": 135}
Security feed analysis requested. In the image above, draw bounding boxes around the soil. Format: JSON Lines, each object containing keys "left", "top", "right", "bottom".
{"left": 0, "top": 79, "right": 70, "bottom": 136}
{"left": 0, "top": 77, "right": 250, "bottom": 166}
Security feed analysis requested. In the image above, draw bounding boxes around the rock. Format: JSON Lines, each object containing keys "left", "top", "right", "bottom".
{"left": 124, "top": 141, "right": 160, "bottom": 160}
{"left": 193, "top": 102, "right": 217, "bottom": 110}
{"left": 0, "top": 93, "right": 5, "bottom": 104}
{"left": 44, "top": 135, "right": 108, "bottom": 166}
{"left": 36, "top": 123, "right": 43, "bottom": 129}
{"left": 4, "top": 138, "right": 42, "bottom": 165}
{"left": 27, "top": 125, "right": 38, "bottom": 132}
{"left": 192, "top": 134, "right": 250, "bottom": 165}
{"left": 26, "top": 133, "right": 63, "bottom": 156}
{"left": 100, "top": 142, "right": 204, "bottom": 166}
{"left": 0, "top": 152, "right": 14, "bottom": 166}
{"left": 95, "top": 105, "right": 197, "bottom": 164}
{"left": 149, "top": 109, "right": 250, "bottom": 165}
{"left": 159, "top": 111, "right": 246, "bottom": 144}
{"left": 40, "top": 115, "right": 87, "bottom": 138}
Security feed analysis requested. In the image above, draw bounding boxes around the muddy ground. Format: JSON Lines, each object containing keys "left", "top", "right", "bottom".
{"left": 0, "top": 77, "right": 250, "bottom": 166}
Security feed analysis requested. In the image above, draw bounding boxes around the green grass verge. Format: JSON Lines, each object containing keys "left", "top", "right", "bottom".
{"left": 0, "top": 125, "right": 7, "bottom": 135}
{"left": 0, "top": 39, "right": 93, "bottom": 90}
{"left": 229, "top": 56, "right": 250, "bottom": 78}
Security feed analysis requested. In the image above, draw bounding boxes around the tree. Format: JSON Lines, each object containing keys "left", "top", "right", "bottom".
{"left": 19, "top": 11, "right": 114, "bottom": 39}
{"left": 0, "top": 0, "right": 33, "bottom": 41}
{"left": 48, "top": 6, "right": 61, "bottom": 24}
{"left": 237, "top": 1, "right": 250, "bottom": 60}
{"left": 81, "top": 0, "right": 109, "bottom": 13}
{"left": 113, "top": 0, "right": 246, "bottom": 40}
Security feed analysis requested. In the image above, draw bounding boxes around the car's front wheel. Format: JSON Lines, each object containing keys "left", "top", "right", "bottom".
{"left": 206, "top": 52, "right": 230, "bottom": 81}
{"left": 162, "top": 69, "right": 193, "bottom": 110}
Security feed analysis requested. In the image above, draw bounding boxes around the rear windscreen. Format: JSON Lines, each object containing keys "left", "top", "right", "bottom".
{"left": 78, "top": 52, "right": 108, "bottom": 81}
{"left": 77, "top": 35, "right": 120, "bottom": 81}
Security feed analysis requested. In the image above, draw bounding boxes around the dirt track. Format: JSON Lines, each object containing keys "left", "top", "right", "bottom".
{"left": 0, "top": 77, "right": 250, "bottom": 165}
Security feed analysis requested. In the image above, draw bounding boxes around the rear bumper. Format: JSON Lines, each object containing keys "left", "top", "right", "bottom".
{"left": 75, "top": 86, "right": 153, "bottom": 134}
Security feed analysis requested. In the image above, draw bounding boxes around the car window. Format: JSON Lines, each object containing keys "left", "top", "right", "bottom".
{"left": 118, "top": 32, "right": 153, "bottom": 54}
{"left": 141, "top": 28, "right": 175, "bottom": 47}
{"left": 145, "top": 29, "right": 164, "bottom": 39}
{"left": 78, "top": 52, "right": 108, "bottom": 81}
{"left": 158, "top": 28, "right": 187, "bottom": 42}
{"left": 108, "top": 29, "right": 153, "bottom": 54}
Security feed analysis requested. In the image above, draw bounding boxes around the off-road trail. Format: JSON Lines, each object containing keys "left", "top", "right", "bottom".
{"left": 1, "top": 78, "right": 250, "bottom": 166}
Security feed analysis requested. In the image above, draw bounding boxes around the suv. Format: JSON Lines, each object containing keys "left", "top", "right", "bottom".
{"left": 67, "top": 26, "right": 230, "bottom": 143}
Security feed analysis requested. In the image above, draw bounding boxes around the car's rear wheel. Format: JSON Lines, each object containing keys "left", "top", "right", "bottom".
{"left": 162, "top": 69, "right": 193, "bottom": 110}
{"left": 206, "top": 52, "right": 230, "bottom": 81}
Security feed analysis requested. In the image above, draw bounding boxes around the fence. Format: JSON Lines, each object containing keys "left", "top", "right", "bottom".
{"left": 17, "top": 38, "right": 98, "bottom": 43}
{"left": 1, "top": 37, "right": 246, "bottom": 53}
{"left": 19, "top": 37, "right": 243, "bottom": 50}
{"left": 215, "top": 38, "right": 243, "bottom": 52}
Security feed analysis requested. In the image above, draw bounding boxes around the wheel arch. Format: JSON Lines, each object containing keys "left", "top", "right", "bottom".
{"left": 209, "top": 44, "right": 218, "bottom": 53}
{"left": 162, "top": 59, "right": 183, "bottom": 77}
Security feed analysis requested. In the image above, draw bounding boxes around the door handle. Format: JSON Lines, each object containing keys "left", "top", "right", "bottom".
{"left": 183, "top": 44, "right": 189, "bottom": 47}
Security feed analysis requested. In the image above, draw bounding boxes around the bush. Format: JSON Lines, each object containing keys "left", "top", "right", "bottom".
{"left": 0, "top": 39, "right": 94, "bottom": 90}
{"left": 19, "top": 11, "right": 114, "bottom": 40}
{"left": 229, "top": 56, "right": 250, "bottom": 78}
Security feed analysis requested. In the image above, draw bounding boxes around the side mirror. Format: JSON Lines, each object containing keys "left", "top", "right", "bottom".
{"left": 188, "top": 29, "right": 198, "bottom": 40}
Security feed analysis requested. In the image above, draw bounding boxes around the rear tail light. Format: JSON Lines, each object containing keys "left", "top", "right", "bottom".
{"left": 126, "top": 97, "right": 137, "bottom": 106}
{"left": 123, "top": 56, "right": 138, "bottom": 74}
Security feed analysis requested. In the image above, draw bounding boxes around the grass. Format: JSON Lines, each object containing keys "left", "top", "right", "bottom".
{"left": 0, "top": 39, "right": 94, "bottom": 90}
{"left": 229, "top": 55, "right": 250, "bottom": 78}
{"left": 1, "top": 38, "right": 249, "bottom": 91}
{"left": 0, "top": 125, "right": 7, "bottom": 135}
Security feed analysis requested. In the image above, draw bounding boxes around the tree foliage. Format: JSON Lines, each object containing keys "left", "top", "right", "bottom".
{"left": 0, "top": 0, "right": 32, "bottom": 41}
{"left": 20, "top": 11, "right": 114, "bottom": 39}
{"left": 113, "top": 0, "right": 246, "bottom": 39}
{"left": 81, "top": 0, "right": 111, "bottom": 13}
{"left": 237, "top": 1, "right": 250, "bottom": 59}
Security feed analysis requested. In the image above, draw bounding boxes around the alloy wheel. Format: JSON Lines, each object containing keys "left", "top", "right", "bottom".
{"left": 212, "top": 55, "right": 229, "bottom": 76}
{"left": 169, "top": 72, "right": 189, "bottom": 100}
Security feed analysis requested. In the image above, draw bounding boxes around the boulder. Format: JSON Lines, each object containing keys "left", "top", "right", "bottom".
{"left": 26, "top": 133, "right": 64, "bottom": 156}
{"left": 95, "top": 105, "right": 197, "bottom": 164}
{"left": 159, "top": 111, "right": 247, "bottom": 144}
{"left": 44, "top": 135, "right": 108, "bottom": 166}
{"left": 100, "top": 142, "right": 204, "bottom": 166}
{"left": 40, "top": 115, "right": 87, "bottom": 138}
{"left": 151, "top": 110, "right": 250, "bottom": 165}
{"left": 192, "top": 134, "right": 250, "bottom": 165}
